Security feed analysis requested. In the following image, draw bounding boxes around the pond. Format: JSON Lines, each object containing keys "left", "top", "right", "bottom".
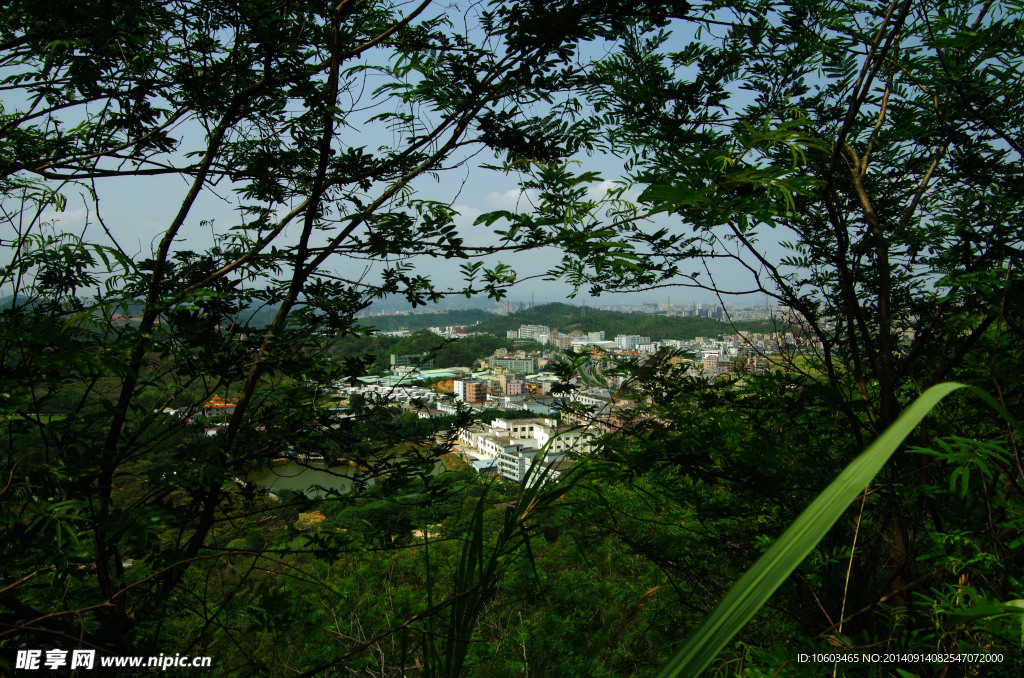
{"left": 245, "top": 451, "right": 449, "bottom": 499}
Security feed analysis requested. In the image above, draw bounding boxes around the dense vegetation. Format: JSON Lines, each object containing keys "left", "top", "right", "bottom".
{"left": 2, "top": 1, "right": 1022, "bottom": 677}
{"left": 356, "top": 308, "right": 497, "bottom": 333}
{"left": 327, "top": 331, "right": 542, "bottom": 375}
{"left": 469, "top": 302, "right": 779, "bottom": 341}
{"left": 362, "top": 301, "right": 778, "bottom": 340}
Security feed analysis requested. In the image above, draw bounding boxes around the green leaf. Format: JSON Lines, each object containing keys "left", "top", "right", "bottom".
{"left": 947, "top": 599, "right": 1024, "bottom": 624}
{"left": 655, "top": 382, "right": 968, "bottom": 678}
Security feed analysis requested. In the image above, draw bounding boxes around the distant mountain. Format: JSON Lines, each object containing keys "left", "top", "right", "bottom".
{"left": 356, "top": 295, "right": 500, "bottom": 314}
{"left": 0, "top": 293, "right": 774, "bottom": 340}
{"left": 0, "top": 294, "right": 37, "bottom": 309}
{"left": 358, "top": 308, "right": 494, "bottom": 332}
{"left": 357, "top": 302, "right": 778, "bottom": 341}
{"left": 470, "top": 303, "right": 778, "bottom": 341}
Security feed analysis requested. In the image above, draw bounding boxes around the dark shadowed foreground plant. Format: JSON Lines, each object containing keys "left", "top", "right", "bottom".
{"left": 655, "top": 383, "right": 1024, "bottom": 678}
{"left": 0, "top": 0, "right": 689, "bottom": 666}
{"left": 285, "top": 444, "right": 579, "bottom": 678}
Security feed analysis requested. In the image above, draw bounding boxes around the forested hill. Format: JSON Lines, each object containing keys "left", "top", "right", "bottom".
{"left": 364, "top": 302, "right": 777, "bottom": 340}
{"left": 358, "top": 308, "right": 494, "bottom": 333}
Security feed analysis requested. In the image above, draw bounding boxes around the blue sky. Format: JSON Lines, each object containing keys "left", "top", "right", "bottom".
{"left": 11, "top": 7, "right": 783, "bottom": 310}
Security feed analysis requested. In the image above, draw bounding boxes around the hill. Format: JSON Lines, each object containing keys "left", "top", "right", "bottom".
{"left": 358, "top": 308, "right": 494, "bottom": 332}
{"left": 470, "top": 303, "right": 778, "bottom": 341}
{"left": 359, "top": 302, "right": 780, "bottom": 340}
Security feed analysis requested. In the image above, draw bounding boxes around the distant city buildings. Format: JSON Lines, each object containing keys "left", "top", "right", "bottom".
{"left": 614, "top": 335, "right": 651, "bottom": 350}
{"left": 518, "top": 324, "right": 550, "bottom": 340}
{"left": 336, "top": 383, "right": 437, "bottom": 405}
{"left": 456, "top": 417, "right": 594, "bottom": 485}
{"left": 428, "top": 326, "right": 471, "bottom": 339}
{"left": 338, "top": 304, "right": 820, "bottom": 492}
{"left": 489, "top": 356, "right": 537, "bottom": 373}
{"left": 390, "top": 353, "right": 434, "bottom": 371}
{"left": 354, "top": 304, "right": 804, "bottom": 412}
{"left": 453, "top": 378, "right": 487, "bottom": 403}
{"left": 703, "top": 354, "right": 719, "bottom": 373}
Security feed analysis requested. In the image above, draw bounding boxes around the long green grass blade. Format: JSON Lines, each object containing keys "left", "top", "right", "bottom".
{"left": 654, "top": 382, "right": 967, "bottom": 678}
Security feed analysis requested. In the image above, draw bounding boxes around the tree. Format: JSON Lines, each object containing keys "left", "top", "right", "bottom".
{"left": 510, "top": 0, "right": 1024, "bottom": 670}
{"left": 0, "top": 0, "right": 689, "bottom": 668}
{"left": 5, "top": 0, "right": 1022, "bottom": 674}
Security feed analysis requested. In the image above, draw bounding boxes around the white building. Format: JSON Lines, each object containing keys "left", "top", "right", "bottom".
{"left": 518, "top": 324, "right": 550, "bottom": 340}
{"left": 337, "top": 384, "right": 436, "bottom": 405}
{"left": 614, "top": 335, "right": 651, "bottom": 350}
{"left": 456, "top": 417, "right": 594, "bottom": 483}
{"left": 572, "top": 388, "right": 612, "bottom": 408}
{"left": 498, "top": 450, "right": 571, "bottom": 487}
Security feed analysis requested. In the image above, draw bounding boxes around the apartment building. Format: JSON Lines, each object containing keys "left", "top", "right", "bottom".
{"left": 489, "top": 356, "right": 537, "bottom": 373}
{"left": 518, "top": 324, "right": 550, "bottom": 340}
{"left": 453, "top": 378, "right": 487, "bottom": 403}
{"left": 456, "top": 417, "right": 594, "bottom": 483}
{"left": 390, "top": 353, "right": 434, "bottom": 371}
{"left": 614, "top": 335, "right": 651, "bottom": 350}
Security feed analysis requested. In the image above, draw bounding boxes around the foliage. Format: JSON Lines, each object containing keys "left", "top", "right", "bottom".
{"left": 470, "top": 302, "right": 779, "bottom": 341}
{"left": 0, "top": 0, "right": 687, "bottom": 672}
{"left": 3, "top": 0, "right": 1024, "bottom": 676}
{"left": 352, "top": 330, "right": 528, "bottom": 373}
{"left": 480, "top": 0, "right": 1024, "bottom": 672}
{"left": 655, "top": 383, "right": 1017, "bottom": 677}
{"left": 355, "top": 308, "right": 496, "bottom": 333}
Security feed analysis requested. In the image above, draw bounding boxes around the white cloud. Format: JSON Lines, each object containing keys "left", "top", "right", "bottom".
{"left": 485, "top": 188, "right": 538, "bottom": 210}
{"left": 586, "top": 179, "right": 640, "bottom": 204}
{"left": 453, "top": 203, "right": 504, "bottom": 247}
{"left": 451, "top": 204, "right": 482, "bottom": 228}
{"left": 40, "top": 207, "right": 86, "bottom": 226}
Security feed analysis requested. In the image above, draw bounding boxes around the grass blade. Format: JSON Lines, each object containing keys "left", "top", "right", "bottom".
{"left": 654, "top": 382, "right": 967, "bottom": 678}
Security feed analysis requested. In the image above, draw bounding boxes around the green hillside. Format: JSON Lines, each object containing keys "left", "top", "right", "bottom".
{"left": 359, "top": 308, "right": 493, "bottom": 332}
{"left": 471, "top": 303, "right": 779, "bottom": 340}
{"left": 358, "top": 303, "right": 779, "bottom": 341}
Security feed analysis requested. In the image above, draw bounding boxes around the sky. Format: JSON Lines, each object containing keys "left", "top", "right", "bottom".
{"left": 8, "top": 6, "right": 783, "bottom": 310}
{"left": 33, "top": 150, "right": 776, "bottom": 309}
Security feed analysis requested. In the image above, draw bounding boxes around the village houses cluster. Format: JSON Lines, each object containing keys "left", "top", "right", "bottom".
{"left": 330, "top": 315, "right": 809, "bottom": 485}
